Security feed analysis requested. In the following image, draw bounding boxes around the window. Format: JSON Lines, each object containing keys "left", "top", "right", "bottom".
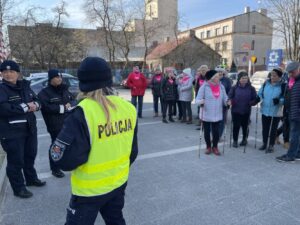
{"left": 215, "top": 43, "right": 220, "bottom": 51}
{"left": 223, "top": 26, "right": 228, "bottom": 34}
{"left": 215, "top": 28, "right": 220, "bottom": 36}
{"left": 251, "top": 40, "right": 255, "bottom": 50}
{"left": 200, "top": 31, "right": 205, "bottom": 39}
{"left": 206, "top": 30, "right": 211, "bottom": 38}
{"left": 252, "top": 25, "right": 256, "bottom": 34}
{"left": 222, "top": 41, "right": 228, "bottom": 51}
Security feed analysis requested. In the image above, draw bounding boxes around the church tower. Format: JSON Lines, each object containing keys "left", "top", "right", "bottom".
{"left": 145, "top": 0, "right": 178, "bottom": 39}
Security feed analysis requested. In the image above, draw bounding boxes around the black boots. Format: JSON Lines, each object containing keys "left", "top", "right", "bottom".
{"left": 259, "top": 144, "right": 267, "bottom": 151}
{"left": 52, "top": 170, "right": 65, "bottom": 178}
{"left": 232, "top": 141, "right": 238, "bottom": 148}
{"left": 162, "top": 118, "right": 168, "bottom": 123}
{"left": 169, "top": 117, "right": 175, "bottom": 122}
{"left": 266, "top": 145, "right": 274, "bottom": 153}
{"left": 239, "top": 139, "right": 247, "bottom": 146}
{"left": 26, "top": 179, "right": 46, "bottom": 187}
{"left": 14, "top": 188, "right": 33, "bottom": 198}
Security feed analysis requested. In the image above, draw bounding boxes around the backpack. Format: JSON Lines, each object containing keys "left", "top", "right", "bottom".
{"left": 261, "top": 79, "right": 286, "bottom": 99}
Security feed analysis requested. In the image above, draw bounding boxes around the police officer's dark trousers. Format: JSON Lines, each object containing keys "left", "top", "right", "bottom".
{"left": 65, "top": 184, "right": 126, "bottom": 225}
{"left": 49, "top": 130, "right": 62, "bottom": 172}
{"left": 1, "top": 132, "right": 38, "bottom": 193}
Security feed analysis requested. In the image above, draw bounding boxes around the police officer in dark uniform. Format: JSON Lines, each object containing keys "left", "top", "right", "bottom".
{"left": 0, "top": 60, "right": 46, "bottom": 198}
{"left": 49, "top": 57, "right": 138, "bottom": 225}
{"left": 38, "top": 69, "right": 76, "bottom": 178}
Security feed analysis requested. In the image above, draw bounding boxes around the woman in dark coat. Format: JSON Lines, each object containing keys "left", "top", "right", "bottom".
{"left": 161, "top": 69, "right": 177, "bottom": 123}
{"left": 228, "top": 71, "right": 257, "bottom": 148}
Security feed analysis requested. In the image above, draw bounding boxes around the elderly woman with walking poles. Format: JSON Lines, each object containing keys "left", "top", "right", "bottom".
{"left": 228, "top": 71, "right": 257, "bottom": 148}
{"left": 258, "top": 68, "right": 285, "bottom": 153}
{"left": 196, "top": 69, "right": 229, "bottom": 156}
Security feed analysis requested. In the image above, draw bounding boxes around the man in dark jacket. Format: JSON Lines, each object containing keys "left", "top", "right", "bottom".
{"left": 276, "top": 61, "right": 300, "bottom": 162}
{"left": 0, "top": 60, "right": 46, "bottom": 198}
{"left": 38, "top": 69, "right": 76, "bottom": 178}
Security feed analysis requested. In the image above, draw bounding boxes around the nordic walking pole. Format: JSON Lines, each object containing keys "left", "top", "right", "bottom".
{"left": 243, "top": 115, "right": 250, "bottom": 154}
{"left": 198, "top": 104, "right": 204, "bottom": 159}
{"left": 254, "top": 103, "right": 259, "bottom": 149}
{"left": 266, "top": 116, "right": 274, "bottom": 154}
{"left": 229, "top": 115, "right": 233, "bottom": 148}
{"left": 222, "top": 107, "right": 229, "bottom": 155}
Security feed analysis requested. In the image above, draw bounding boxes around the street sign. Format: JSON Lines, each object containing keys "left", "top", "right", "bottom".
{"left": 251, "top": 56, "right": 257, "bottom": 64}
{"left": 266, "top": 49, "right": 283, "bottom": 71}
{"left": 242, "top": 43, "right": 251, "bottom": 50}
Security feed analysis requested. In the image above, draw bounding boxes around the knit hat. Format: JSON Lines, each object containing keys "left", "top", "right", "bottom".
{"left": 48, "top": 69, "right": 61, "bottom": 81}
{"left": 77, "top": 57, "right": 112, "bottom": 92}
{"left": 183, "top": 68, "right": 192, "bottom": 77}
{"left": 0, "top": 60, "right": 20, "bottom": 72}
{"left": 205, "top": 69, "right": 218, "bottom": 80}
{"left": 286, "top": 61, "right": 300, "bottom": 73}
{"left": 272, "top": 68, "right": 283, "bottom": 77}
{"left": 237, "top": 71, "right": 248, "bottom": 81}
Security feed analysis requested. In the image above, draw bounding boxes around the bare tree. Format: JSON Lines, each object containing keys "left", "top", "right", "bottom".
{"left": 84, "top": 0, "right": 119, "bottom": 69}
{"left": 264, "top": 0, "right": 300, "bottom": 60}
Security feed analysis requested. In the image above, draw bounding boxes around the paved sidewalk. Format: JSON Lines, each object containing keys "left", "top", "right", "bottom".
{"left": 1, "top": 89, "right": 300, "bottom": 225}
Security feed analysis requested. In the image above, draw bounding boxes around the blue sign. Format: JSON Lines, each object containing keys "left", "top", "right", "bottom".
{"left": 266, "top": 49, "right": 283, "bottom": 71}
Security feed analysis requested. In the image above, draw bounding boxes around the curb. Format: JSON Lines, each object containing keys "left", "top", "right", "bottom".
{"left": 0, "top": 146, "right": 7, "bottom": 205}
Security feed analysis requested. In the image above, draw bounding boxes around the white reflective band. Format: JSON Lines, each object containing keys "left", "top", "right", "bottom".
{"left": 9, "top": 120, "right": 27, "bottom": 124}
{"left": 59, "top": 105, "right": 65, "bottom": 114}
{"left": 34, "top": 101, "right": 40, "bottom": 110}
{"left": 20, "top": 103, "right": 29, "bottom": 113}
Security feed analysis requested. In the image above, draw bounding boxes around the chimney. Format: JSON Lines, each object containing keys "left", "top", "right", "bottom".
{"left": 258, "top": 8, "right": 267, "bottom": 16}
{"left": 244, "top": 6, "right": 250, "bottom": 13}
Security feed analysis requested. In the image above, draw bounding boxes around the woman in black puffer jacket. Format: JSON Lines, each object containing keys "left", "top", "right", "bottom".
{"left": 161, "top": 69, "right": 177, "bottom": 123}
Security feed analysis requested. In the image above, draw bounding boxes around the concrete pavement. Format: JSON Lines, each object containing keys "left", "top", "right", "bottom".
{"left": 1, "top": 89, "right": 300, "bottom": 225}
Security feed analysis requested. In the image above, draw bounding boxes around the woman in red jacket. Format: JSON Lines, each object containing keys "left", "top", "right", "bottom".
{"left": 127, "top": 66, "right": 147, "bottom": 118}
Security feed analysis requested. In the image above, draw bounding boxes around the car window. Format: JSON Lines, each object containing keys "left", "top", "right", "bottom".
{"left": 68, "top": 78, "right": 79, "bottom": 86}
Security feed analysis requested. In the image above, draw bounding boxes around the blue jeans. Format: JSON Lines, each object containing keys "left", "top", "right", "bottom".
{"left": 286, "top": 121, "right": 300, "bottom": 158}
{"left": 131, "top": 96, "right": 143, "bottom": 117}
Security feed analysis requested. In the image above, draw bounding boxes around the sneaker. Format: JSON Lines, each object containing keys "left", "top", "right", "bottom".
{"left": 284, "top": 142, "right": 290, "bottom": 149}
{"left": 52, "top": 170, "right": 65, "bottom": 178}
{"left": 259, "top": 144, "right": 267, "bottom": 151}
{"left": 14, "top": 188, "right": 33, "bottom": 198}
{"left": 232, "top": 141, "right": 238, "bottom": 148}
{"left": 295, "top": 156, "right": 300, "bottom": 161}
{"left": 266, "top": 146, "right": 274, "bottom": 153}
{"left": 162, "top": 118, "right": 168, "bottom": 123}
{"left": 205, "top": 147, "right": 212, "bottom": 155}
{"left": 239, "top": 139, "right": 247, "bottom": 146}
{"left": 186, "top": 120, "right": 193, "bottom": 124}
{"left": 276, "top": 155, "right": 295, "bottom": 163}
{"left": 212, "top": 147, "right": 221, "bottom": 156}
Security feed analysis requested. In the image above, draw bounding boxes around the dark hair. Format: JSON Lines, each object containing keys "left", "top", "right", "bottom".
{"left": 237, "top": 71, "right": 249, "bottom": 82}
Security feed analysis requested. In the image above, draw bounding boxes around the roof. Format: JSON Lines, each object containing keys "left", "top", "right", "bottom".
{"left": 146, "top": 37, "right": 190, "bottom": 60}
{"left": 180, "top": 11, "right": 271, "bottom": 34}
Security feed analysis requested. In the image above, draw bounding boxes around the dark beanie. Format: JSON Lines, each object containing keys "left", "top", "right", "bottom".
{"left": 272, "top": 68, "right": 283, "bottom": 77}
{"left": 205, "top": 69, "right": 218, "bottom": 81}
{"left": 48, "top": 69, "right": 61, "bottom": 81}
{"left": 237, "top": 71, "right": 248, "bottom": 81}
{"left": 0, "top": 60, "right": 20, "bottom": 72}
{"left": 77, "top": 57, "right": 112, "bottom": 92}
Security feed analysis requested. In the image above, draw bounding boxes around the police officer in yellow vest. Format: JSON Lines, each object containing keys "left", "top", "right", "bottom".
{"left": 50, "top": 57, "right": 138, "bottom": 225}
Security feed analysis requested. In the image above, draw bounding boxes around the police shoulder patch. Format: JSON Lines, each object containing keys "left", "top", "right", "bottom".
{"left": 50, "top": 140, "right": 66, "bottom": 162}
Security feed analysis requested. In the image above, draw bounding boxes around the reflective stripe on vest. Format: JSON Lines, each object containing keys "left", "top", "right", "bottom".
{"left": 71, "top": 96, "right": 137, "bottom": 197}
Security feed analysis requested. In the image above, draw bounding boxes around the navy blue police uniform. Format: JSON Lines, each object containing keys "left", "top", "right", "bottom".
{"left": 49, "top": 57, "right": 138, "bottom": 225}
{"left": 38, "top": 69, "right": 76, "bottom": 177}
{"left": 0, "top": 60, "right": 46, "bottom": 198}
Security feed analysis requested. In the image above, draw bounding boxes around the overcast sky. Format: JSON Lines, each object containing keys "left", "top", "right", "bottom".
{"left": 24, "top": 0, "right": 262, "bottom": 30}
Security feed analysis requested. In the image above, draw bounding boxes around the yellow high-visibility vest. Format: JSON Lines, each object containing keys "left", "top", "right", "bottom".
{"left": 71, "top": 96, "right": 137, "bottom": 197}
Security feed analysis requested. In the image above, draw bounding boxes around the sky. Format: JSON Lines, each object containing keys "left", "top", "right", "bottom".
{"left": 22, "top": 0, "right": 263, "bottom": 30}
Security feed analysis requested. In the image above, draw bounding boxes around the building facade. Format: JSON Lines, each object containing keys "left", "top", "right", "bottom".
{"left": 179, "top": 7, "right": 273, "bottom": 69}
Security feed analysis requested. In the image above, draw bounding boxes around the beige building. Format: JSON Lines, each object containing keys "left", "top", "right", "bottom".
{"left": 179, "top": 7, "right": 273, "bottom": 69}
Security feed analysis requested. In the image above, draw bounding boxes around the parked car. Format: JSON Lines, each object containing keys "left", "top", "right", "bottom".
{"left": 250, "top": 71, "right": 270, "bottom": 91}
{"left": 30, "top": 76, "right": 79, "bottom": 96}
{"left": 25, "top": 72, "right": 74, "bottom": 83}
